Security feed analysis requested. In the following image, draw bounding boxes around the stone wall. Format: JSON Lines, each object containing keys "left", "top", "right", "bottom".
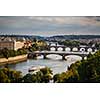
{"left": 0, "top": 54, "right": 27, "bottom": 65}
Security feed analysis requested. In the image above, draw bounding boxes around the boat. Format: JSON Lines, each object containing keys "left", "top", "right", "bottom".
{"left": 28, "top": 66, "right": 46, "bottom": 72}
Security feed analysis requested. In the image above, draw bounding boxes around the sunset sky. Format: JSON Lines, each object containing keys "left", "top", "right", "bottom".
{"left": 0, "top": 16, "right": 100, "bottom": 36}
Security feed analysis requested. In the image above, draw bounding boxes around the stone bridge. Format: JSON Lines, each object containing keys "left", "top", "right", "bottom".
{"left": 48, "top": 45, "right": 98, "bottom": 52}
{"left": 28, "top": 51, "right": 94, "bottom": 60}
{"left": 47, "top": 43, "right": 98, "bottom": 52}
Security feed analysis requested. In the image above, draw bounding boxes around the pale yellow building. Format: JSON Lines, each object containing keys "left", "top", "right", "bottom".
{"left": 14, "top": 41, "right": 25, "bottom": 50}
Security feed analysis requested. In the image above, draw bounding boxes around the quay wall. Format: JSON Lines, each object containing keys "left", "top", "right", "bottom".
{"left": 0, "top": 54, "right": 27, "bottom": 65}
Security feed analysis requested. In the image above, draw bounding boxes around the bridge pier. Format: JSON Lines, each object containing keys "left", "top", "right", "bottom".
{"left": 55, "top": 43, "right": 57, "bottom": 46}
{"left": 43, "top": 54, "right": 47, "bottom": 59}
{"left": 92, "top": 48, "right": 96, "bottom": 52}
{"left": 82, "top": 57, "right": 84, "bottom": 60}
{"left": 70, "top": 48, "right": 73, "bottom": 52}
{"left": 55, "top": 47, "right": 58, "bottom": 51}
{"left": 47, "top": 46, "right": 51, "bottom": 51}
{"left": 85, "top": 48, "right": 88, "bottom": 52}
{"left": 63, "top": 47, "right": 66, "bottom": 51}
{"left": 81, "top": 56, "right": 85, "bottom": 60}
{"left": 28, "top": 53, "right": 37, "bottom": 59}
{"left": 62, "top": 55, "right": 66, "bottom": 60}
{"left": 78, "top": 47, "right": 80, "bottom": 52}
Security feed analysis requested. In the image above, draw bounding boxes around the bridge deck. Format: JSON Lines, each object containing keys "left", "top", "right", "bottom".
{"left": 30, "top": 51, "right": 95, "bottom": 55}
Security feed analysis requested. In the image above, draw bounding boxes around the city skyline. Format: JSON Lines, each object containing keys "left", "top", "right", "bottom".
{"left": 0, "top": 16, "right": 100, "bottom": 36}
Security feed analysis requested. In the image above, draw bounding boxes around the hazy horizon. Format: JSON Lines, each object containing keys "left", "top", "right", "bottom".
{"left": 0, "top": 16, "right": 100, "bottom": 36}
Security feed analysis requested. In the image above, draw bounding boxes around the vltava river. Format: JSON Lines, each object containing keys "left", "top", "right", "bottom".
{"left": 7, "top": 55, "right": 81, "bottom": 75}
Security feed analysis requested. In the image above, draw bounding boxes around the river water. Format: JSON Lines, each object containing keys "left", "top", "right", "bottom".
{"left": 6, "top": 54, "right": 81, "bottom": 75}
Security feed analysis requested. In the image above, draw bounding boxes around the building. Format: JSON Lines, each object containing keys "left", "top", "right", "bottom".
{"left": 24, "top": 41, "right": 32, "bottom": 48}
{"left": 0, "top": 40, "right": 25, "bottom": 50}
{"left": 14, "top": 41, "right": 25, "bottom": 50}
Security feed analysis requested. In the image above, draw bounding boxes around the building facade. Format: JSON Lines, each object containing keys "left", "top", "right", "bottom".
{"left": 0, "top": 40, "right": 24, "bottom": 50}
{"left": 14, "top": 41, "right": 25, "bottom": 50}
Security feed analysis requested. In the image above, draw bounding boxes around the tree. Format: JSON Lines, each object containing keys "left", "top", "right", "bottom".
{"left": 53, "top": 74, "right": 61, "bottom": 83}
{"left": 0, "top": 67, "right": 22, "bottom": 83}
{"left": 22, "top": 74, "right": 33, "bottom": 83}
{"left": 2, "top": 48, "right": 10, "bottom": 59}
{"left": 0, "top": 70, "right": 10, "bottom": 83}
{"left": 53, "top": 50, "right": 100, "bottom": 83}
{"left": 22, "top": 67, "right": 53, "bottom": 83}
{"left": 40, "top": 67, "right": 53, "bottom": 82}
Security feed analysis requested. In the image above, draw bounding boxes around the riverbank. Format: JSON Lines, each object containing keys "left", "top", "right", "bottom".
{"left": 0, "top": 54, "right": 27, "bottom": 65}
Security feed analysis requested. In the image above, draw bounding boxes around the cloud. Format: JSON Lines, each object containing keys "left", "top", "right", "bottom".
{"left": 0, "top": 16, "right": 100, "bottom": 36}
{"left": 27, "top": 16, "right": 100, "bottom": 26}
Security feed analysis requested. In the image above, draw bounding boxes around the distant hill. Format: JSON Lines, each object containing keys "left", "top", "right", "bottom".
{"left": 0, "top": 34, "right": 100, "bottom": 40}
{"left": 47, "top": 35, "right": 100, "bottom": 39}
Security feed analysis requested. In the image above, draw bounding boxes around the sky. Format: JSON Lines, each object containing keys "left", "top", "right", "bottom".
{"left": 0, "top": 16, "right": 100, "bottom": 36}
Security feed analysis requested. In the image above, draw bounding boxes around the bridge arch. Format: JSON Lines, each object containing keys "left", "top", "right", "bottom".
{"left": 80, "top": 47, "right": 85, "bottom": 52}
{"left": 46, "top": 54, "right": 62, "bottom": 60}
{"left": 57, "top": 47, "right": 63, "bottom": 51}
{"left": 65, "top": 47, "right": 71, "bottom": 52}
{"left": 72, "top": 47, "right": 78, "bottom": 52}
{"left": 66, "top": 54, "right": 87, "bottom": 60}
{"left": 50, "top": 47, "right": 56, "bottom": 51}
{"left": 46, "top": 54, "right": 83, "bottom": 60}
{"left": 49, "top": 43, "right": 57, "bottom": 46}
{"left": 28, "top": 52, "right": 88, "bottom": 60}
{"left": 36, "top": 53, "right": 64, "bottom": 60}
{"left": 87, "top": 48, "right": 92, "bottom": 52}
{"left": 65, "top": 55, "right": 82, "bottom": 61}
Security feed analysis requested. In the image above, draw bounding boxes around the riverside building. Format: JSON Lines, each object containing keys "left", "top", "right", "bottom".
{"left": 0, "top": 39, "right": 25, "bottom": 50}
